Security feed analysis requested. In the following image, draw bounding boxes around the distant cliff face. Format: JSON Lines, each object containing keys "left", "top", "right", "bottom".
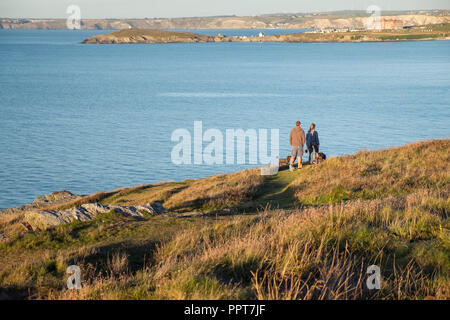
{"left": 301, "top": 14, "right": 450, "bottom": 29}
{"left": 1, "top": 14, "right": 450, "bottom": 30}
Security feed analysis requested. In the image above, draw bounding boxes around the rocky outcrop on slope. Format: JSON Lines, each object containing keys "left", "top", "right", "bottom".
{"left": 0, "top": 191, "right": 81, "bottom": 215}
{"left": 32, "top": 190, "right": 80, "bottom": 206}
{"left": 24, "top": 201, "right": 168, "bottom": 230}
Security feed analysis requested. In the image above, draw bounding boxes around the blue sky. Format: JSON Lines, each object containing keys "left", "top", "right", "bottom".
{"left": 1, "top": 0, "right": 449, "bottom": 19}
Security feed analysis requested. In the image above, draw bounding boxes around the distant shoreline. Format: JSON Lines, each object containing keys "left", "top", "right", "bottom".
{"left": 81, "top": 26, "right": 450, "bottom": 44}
{"left": 1, "top": 11, "right": 450, "bottom": 30}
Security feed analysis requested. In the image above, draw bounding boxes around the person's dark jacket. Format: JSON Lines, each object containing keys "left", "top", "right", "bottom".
{"left": 306, "top": 130, "right": 320, "bottom": 148}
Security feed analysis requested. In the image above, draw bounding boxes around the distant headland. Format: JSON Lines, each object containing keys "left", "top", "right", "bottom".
{"left": 81, "top": 23, "right": 450, "bottom": 44}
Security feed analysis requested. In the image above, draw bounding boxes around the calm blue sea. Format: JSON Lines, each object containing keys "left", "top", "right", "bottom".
{"left": 0, "top": 29, "right": 449, "bottom": 209}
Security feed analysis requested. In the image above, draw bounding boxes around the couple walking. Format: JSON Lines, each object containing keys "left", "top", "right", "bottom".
{"left": 289, "top": 121, "right": 320, "bottom": 172}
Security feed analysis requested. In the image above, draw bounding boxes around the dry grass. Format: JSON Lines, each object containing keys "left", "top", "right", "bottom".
{"left": 292, "top": 140, "right": 449, "bottom": 205}
{"left": 0, "top": 140, "right": 448, "bottom": 300}
{"left": 163, "top": 169, "right": 264, "bottom": 212}
{"left": 47, "top": 188, "right": 449, "bottom": 300}
{"left": 100, "top": 182, "right": 189, "bottom": 206}
{"left": 146, "top": 189, "right": 448, "bottom": 300}
{"left": 0, "top": 212, "right": 25, "bottom": 239}
{"left": 43, "top": 185, "right": 151, "bottom": 211}
{"left": 99, "top": 169, "right": 264, "bottom": 212}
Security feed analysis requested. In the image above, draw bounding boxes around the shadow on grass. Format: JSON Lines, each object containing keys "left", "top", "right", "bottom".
{"left": 71, "top": 239, "right": 160, "bottom": 276}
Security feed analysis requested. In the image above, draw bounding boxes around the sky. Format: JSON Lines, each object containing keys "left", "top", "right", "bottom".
{"left": 1, "top": 0, "right": 449, "bottom": 19}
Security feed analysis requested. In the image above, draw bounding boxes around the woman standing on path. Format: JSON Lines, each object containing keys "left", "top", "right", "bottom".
{"left": 306, "top": 123, "right": 320, "bottom": 164}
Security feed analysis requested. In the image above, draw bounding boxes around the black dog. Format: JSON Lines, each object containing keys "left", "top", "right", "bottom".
{"left": 317, "top": 152, "right": 327, "bottom": 163}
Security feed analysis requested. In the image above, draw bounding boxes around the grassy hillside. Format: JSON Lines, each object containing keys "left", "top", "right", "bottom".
{"left": 278, "top": 24, "right": 450, "bottom": 42}
{"left": 0, "top": 139, "right": 448, "bottom": 299}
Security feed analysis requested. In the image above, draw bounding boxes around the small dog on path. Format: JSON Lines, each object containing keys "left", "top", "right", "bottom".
{"left": 279, "top": 156, "right": 291, "bottom": 167}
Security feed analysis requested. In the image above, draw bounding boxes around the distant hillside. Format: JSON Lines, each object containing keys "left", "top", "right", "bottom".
{"left": 1, "top": 11, "right": 450, "bottom": 30}
{"left": 0, "top": 139, "right": 448, "bottom": 300}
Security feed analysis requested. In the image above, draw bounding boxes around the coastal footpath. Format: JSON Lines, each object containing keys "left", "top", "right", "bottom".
{"left": 81, "top": 24, "right": 450, "bottom": 44}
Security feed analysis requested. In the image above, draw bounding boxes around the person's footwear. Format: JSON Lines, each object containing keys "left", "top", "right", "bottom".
{"left": 298, "top": 162, "right": 303, "bottom": 169}
{"left": 289, "top": 164, "right": 293, "bottom": 172}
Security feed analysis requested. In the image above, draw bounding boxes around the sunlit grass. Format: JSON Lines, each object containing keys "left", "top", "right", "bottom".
{"left": 0, "top": 139, "right": 448, "bottom": 299}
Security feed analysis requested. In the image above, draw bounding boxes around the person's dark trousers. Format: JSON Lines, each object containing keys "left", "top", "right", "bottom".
{"left": 308, "top": 145, "right": 319, "bottom": 163}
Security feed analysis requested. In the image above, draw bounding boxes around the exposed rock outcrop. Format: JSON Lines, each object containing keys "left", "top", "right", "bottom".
{"left": 32, "top": 190, "right": 80, "bottom": 206}
{"left": 24, "top": 202, "right": 168, "bottom": 230}
{"left": 0, "top": 190, "right": 81, "bottom": 215}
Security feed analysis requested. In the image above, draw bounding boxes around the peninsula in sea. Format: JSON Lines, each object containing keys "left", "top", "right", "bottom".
{"left": 81, "top": 23, "right": 450, "bottom": 44}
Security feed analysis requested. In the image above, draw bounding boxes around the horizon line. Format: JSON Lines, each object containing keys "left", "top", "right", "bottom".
{"left": 1, "top": 8, "right": 449, "bottom": 21}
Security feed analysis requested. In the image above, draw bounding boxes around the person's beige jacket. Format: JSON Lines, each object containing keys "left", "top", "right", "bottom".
{"left": 289, "top": 126, "right": 305, "bottom": 147}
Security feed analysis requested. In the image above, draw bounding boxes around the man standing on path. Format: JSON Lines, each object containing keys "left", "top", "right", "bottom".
{"left": 289, "top": 121, "right": 305, "bottom": 172}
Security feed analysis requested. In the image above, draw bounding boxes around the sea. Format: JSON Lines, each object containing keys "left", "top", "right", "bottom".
{"left": 0, "top": 29, "right": 449, "bottom": 208}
